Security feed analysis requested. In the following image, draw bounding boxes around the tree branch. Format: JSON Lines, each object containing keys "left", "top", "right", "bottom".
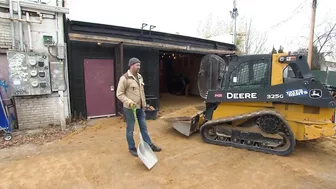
{"left": 317, "top": 22, "right": 336, "bottom": 54}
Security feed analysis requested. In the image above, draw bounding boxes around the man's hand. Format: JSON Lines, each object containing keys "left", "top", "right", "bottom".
{"left": 129, "top": 102, "right": 136, "bottom": 109}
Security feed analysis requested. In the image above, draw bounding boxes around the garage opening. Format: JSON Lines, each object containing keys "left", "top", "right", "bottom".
{"left": 158, "top": 51, "right": 204, "bottom": 96}
{"left": 157, "top": 51, "right": 205, "bottom": 114}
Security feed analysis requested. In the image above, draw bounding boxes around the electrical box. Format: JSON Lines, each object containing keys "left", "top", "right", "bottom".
{"left": 50, "top": 61, "right": 65, "bottom": 91}
{"left": 43, "top": 35, "right": 53, "bottom": 46}
{"left": 7, "top": 50, "right": 52, "bottom": 96}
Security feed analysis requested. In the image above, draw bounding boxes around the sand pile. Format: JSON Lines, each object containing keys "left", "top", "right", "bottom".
{"left": 160, "top": 105, "right": 204, "bottom": 120}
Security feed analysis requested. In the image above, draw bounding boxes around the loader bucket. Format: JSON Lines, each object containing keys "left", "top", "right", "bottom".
{"left": 173, "top": 121, "right": 194, "bottom": 136}
{"left": 162, "top": 113, "right": 203, "bottom": 137}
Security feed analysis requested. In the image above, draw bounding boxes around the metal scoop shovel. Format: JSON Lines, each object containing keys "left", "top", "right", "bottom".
{"left": 132, "top": 107, "right": 158, "bottom": 170}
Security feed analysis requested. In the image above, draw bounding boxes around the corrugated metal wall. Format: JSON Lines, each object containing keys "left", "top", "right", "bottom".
{"left": 312, "top": 70, "right": 336, "bottom": 86}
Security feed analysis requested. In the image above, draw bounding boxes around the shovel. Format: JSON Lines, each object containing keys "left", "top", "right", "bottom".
{"left": 131, "top": 106, "right": 158, "bottom": 170}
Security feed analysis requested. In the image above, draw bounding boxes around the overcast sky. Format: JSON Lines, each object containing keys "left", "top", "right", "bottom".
{"left": 65, "top": 0, "right": 335, "bottom": 58}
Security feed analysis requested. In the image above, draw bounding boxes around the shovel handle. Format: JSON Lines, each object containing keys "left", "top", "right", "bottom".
{"left": 131, "top": 106, "right": 144, "bottom": 142}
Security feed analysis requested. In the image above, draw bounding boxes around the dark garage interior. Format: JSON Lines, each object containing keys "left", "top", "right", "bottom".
{"left": 158, "top": 51, "right": 203, "bottom": 97}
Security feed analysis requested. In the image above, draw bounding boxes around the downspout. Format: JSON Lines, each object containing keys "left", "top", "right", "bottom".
{"left": 26, "top": 12, "right": 32, "bottom": 51}
{"left": 9, "top": 0, "right": 15, "bottom": 49}
{"left": 17, "top": 0, "right": 24, "bottom": 51}
{"left": 55, "top": 12, "right": 59, "bottom": 50}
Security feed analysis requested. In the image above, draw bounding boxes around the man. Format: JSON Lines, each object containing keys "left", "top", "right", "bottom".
{"left": 177, "top": 74, "right": 191, "bottom": 96}
{"left": 116, "top": 57, "right": 161, "bottom": 157}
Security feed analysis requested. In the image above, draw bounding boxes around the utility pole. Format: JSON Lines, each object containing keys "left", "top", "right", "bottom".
{"left": 244, "top": 20, "right": 251, "bottom": 54}
{"left": 230, "top": 0, "right": 238, "bottom": 45}
{"left": 308, "top": 0, "right": 317, "bottom": 69}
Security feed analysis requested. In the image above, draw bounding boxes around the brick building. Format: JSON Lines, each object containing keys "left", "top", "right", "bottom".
{"left": 0, "top": 0, "right": 70, "bottom": 130}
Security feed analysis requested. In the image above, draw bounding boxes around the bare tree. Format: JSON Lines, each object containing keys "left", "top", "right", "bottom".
{"left": 196, "top": 15, "right": 268, "bottom": 55}
{"left": 292, "top": 47, "right": 324, "bottom": 70}
{"left": 242, "top": 19, "right": 268, "bottom": 54}
{"left": 295, "top": 21, "right": 336, "bottom": 70}
{"left": 196, "top": 13, "right": 229, "bottom": 39}
{"left": 314, "top": 22, "right": 336, "bottom": 60}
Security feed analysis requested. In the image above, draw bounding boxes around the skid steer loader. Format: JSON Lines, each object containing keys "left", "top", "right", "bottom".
{"left": 162, "top": 53, "right": 336, "bottom": 156}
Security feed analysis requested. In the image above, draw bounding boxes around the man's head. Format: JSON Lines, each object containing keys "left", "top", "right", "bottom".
{"left": 128, "top": 57, "right": 141, "bottom": 74}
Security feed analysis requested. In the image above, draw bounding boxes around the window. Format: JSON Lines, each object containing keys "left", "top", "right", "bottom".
{"left": 227, "top": 60, "right": 270, "bottom": 89}
{"left": 232, "top": 63, "right": 249, "bottom": 85}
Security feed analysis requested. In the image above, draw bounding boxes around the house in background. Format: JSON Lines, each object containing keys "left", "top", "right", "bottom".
{"left": 321, "top": 61, "right": 336, "bottom": 72}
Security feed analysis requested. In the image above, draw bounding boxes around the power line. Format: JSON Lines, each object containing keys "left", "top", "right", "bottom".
{"left": 268, "top": 0, "right": 309, "bottom": 30}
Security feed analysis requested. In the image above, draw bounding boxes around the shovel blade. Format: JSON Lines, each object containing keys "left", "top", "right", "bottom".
{"left": 137, "top": 141, "right": 158, "bottom": 170}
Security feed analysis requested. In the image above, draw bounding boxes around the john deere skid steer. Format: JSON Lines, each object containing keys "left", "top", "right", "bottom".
{"left": 162, "top": 53, "right": 336, "bottom": 156}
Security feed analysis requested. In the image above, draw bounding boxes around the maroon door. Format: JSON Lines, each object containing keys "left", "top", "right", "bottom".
{"left": 84, "top": 59, "right": 116, "bottom": 118}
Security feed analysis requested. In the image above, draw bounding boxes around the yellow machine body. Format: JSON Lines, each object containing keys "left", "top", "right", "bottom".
{"left": 163, "top": 53, "right": 336, "bottom": 156}
{"left": 212, "top": 102, "right": 335, "bottom": 141}
{"left": 211, "top": 53, "right": 336, "bottom": 141}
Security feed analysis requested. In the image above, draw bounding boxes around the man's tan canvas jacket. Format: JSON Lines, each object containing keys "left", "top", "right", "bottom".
{"left": 116, "top": 70, "right": 146, "bottom": 109}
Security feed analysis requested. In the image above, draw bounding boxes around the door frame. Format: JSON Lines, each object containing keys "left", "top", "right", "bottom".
{"left": 114, "top": 42, "right": 124, "bottom": 117}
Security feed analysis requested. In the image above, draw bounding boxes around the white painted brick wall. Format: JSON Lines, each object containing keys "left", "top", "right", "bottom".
{"left": 0, "top": 0, "right": 71, "bottom": 130}
{"left": 15, "top": 95, "right": 61, "bottom": 130}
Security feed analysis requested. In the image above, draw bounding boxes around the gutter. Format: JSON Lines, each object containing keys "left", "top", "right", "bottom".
{"left": 69, "top": 33, "right": 236, "bottom": 55}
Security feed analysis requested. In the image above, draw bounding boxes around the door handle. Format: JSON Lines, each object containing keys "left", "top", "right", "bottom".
{"left": 110, "top": 86, "right": 114, "bottom": 91}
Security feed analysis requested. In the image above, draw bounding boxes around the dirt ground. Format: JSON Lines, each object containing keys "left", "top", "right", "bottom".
{"left": 1, "top": 94, "right": 336, "bottom": 189}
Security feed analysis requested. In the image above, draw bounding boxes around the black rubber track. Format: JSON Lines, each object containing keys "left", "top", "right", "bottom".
{"left": 199, "top": 109, "right": 296, "bottom": 156}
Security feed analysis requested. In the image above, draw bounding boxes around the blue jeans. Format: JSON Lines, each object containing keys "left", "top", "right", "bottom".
{"left": 123, "top": 107, "right": 153, "bottom": 150}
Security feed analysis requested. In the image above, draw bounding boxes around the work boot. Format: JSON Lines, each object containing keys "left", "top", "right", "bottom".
{"left": 129, "top": 148, "right": 138, "bottom": 157}
{"left": 150, "top": 144, "right": 162, "bottom": 152}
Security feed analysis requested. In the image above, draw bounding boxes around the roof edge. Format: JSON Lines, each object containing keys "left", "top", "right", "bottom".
{"left": 67, "top": 19, "right": 236, "bottom": 51}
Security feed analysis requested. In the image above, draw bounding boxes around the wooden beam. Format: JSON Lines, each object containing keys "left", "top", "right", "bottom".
{"left": 115, "top": 42, "right": 124, "bottom": 117}
{"left": 120, "top": 42, "right": 124, "bottom": 73}
{"left": 69, "top": 33, "right": 236, "bottom": 55}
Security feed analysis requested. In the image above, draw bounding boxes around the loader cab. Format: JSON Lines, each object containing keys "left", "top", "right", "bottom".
{"left": 222, "top": 54, "right": 272, "bottom": 90}
{"left": 198, "top": 54, "right": 273, "bottom": 98}
{"left": 197, "top": 53, "right": 313, "bottom": 99}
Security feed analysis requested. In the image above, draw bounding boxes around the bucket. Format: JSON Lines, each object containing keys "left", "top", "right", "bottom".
{"left": 145, "top": 109, "right": 158, "bottom": 120}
